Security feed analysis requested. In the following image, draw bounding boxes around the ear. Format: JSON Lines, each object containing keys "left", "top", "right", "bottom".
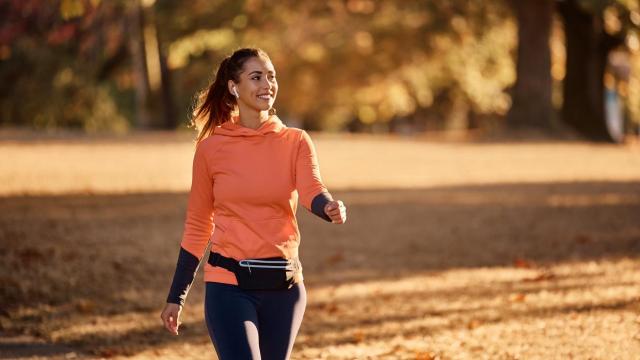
{"left": 227, "top": 80, "right": 237, "bottom": 97}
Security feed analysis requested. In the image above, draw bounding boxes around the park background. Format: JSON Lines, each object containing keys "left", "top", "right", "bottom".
{"left": 1, "top": 0, "right": 640, "bottom": 359}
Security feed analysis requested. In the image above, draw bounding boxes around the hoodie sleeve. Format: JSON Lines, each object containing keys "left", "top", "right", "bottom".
{"left": 167, "top": 142, "right": 215, "bottom": 305}
{"left": 296, "top": 130, "right": 333, "bottom": 222}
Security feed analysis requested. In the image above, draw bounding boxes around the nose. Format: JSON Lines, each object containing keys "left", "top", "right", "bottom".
{"left": 265, "top": 76, "right": 276, "bottom": 87}
{"left": 261, "top": 85, "right": 274, "bottom": 96}
{"left": 263, "top": 78, "right": 274, "bottom": 90}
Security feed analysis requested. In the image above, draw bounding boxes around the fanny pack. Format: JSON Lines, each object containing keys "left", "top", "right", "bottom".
{"left": 207, "top": 252, "right": 300, "bottom": 290}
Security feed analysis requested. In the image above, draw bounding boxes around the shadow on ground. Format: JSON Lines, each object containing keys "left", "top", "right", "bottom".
{"left": 1, "top": 180, "right": 639, "bottom": 357}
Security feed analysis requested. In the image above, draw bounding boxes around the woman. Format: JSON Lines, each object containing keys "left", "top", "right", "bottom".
{"left": 160, "top": 48, "right": 347, "bottom": 360}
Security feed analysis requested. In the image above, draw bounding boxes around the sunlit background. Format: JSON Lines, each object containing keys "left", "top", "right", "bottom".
{"left": 1, "top": 0, "right": 639, "bottom": 139}
{"left": 2, "top": 1, "right": 640, "bottom": 359}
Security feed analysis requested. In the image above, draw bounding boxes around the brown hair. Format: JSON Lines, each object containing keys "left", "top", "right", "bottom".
{"left": 190, "top": 48, "right": 273, "bottom": 144}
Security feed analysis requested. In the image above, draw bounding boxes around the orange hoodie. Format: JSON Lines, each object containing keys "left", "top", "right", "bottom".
{"left": 178, "top": 114, "right": 331, "bottom": 286}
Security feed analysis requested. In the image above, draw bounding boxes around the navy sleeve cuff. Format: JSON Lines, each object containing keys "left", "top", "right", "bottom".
{"left": 166, "top": 247, "right": 200, "bottom": 306}
{"left": 311, "top": 192, "right": 332, "bottom": 222}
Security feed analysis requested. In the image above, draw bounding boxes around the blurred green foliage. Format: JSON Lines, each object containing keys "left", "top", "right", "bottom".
{"left": 0, "top": 0, "right": 638, "bottom": 134}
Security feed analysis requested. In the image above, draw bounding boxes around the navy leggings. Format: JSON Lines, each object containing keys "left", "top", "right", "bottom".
{"left": 204, "top": 282, "right": 307, "bottom": 360}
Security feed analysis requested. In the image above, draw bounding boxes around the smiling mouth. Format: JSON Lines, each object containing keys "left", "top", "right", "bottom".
{"left": 257, "top": 94, "right": 273, "bottom": 100}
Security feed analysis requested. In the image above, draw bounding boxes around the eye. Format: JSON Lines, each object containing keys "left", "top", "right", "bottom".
{"left": 252, "top": 75, "right": 261, "bottom": 80}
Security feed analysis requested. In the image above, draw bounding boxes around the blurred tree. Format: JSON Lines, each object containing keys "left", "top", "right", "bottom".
{"left": 154, "top": 10, "right": 177, "bottom": 129}
{"left": 0, "top": 0, "right": 183, "bottom": 131}
{"left": 0, "top": 0, "right": 132, "bottom": 132}
{"left": 1, "top": 0, "right": 518, "bottom": 133}
{"left": 152, "top": 0, "right": 242, "bottom": 128}
{"left": 126, "top": 0, "right": 152, "bottom": 129}
{"left": 557, "top": 0, "right": 637, "bottom": 141}
{"left": 216, "top": 0, "right": 515, "bottom": 131}
{"left": 506, "top": 0, "right": 554, "bottom": 131}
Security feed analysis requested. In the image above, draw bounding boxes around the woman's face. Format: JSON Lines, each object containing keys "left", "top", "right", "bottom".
{"left": 230, "top": 56, "right": 278, "bottom": 114}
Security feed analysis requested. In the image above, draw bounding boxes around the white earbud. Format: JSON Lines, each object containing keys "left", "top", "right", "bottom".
{"left": 232, "top": 88, "right": 239, "bottom": 98}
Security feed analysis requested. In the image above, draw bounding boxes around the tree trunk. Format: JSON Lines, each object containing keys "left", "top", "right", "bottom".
{"left": 506, "top": 0, "right": 554, "bottom": 131}
{"left": 127, "top": 0, "right": 152, "bottom": 129}
{"left": 156, "top": 23, "right": 177, "bottom": 129}
{"left": 557, "top": 0, "right": 623, "bottom": 141}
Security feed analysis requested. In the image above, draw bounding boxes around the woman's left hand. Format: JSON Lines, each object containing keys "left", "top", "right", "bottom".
{"left": 324, "top": 200, "right": 347, "bottom": 224}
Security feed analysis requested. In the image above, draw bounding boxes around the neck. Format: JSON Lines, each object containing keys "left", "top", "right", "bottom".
{"left": 237, "top": 107, "right": 270, "bottom": 130}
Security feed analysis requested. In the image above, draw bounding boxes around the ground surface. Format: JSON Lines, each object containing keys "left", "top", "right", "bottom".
{"left": 1, "top": 130, "right": 639, "bottom": 359}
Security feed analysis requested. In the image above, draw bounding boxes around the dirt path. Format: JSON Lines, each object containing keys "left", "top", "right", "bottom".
{"left": 0, "top": 333, "right": 87, "bottom": 359}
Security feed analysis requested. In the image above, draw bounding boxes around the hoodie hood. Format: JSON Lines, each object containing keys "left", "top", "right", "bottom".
{"left": 214, "top": 114, "right": 285, "bottom": 137}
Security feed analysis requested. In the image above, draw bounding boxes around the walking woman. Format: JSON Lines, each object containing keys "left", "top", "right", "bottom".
{"left": 160, "top": 48, "right": 347, "bottom": 360}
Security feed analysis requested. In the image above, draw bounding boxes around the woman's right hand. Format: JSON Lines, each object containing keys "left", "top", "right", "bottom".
{"left": 324, "top": 200, "right": 347, "bottom": 224}
{"left": 160, "top": 303, "right": 183, "bottom": 335}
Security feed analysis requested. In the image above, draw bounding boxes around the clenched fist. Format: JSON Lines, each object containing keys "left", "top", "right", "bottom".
{"left": 324, "top": 200, "right": 347, "bottom": 224}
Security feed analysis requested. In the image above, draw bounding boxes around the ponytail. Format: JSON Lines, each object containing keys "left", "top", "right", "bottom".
{"left": 190, "top": 57, "right": 234, "bottom": 144}
{"left": 190, "top": 48, "right": 272, "bottom": 144}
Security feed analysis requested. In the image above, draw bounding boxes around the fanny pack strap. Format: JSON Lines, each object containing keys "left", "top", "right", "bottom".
{"left": 207, "top": 252, "right": 241, "bottom": 273}
{"left": 208, "top": 252, "right": 300, "bottom": 272}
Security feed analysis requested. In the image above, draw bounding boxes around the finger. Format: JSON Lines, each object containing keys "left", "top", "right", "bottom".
{"left": 163, "top": 316, "right": 173, "bottom": 334}
{"left": 164, "top": 314, "right": 177, "bottom": 335}
{"left": 170, "top": 315, "right": 178, "bottom": 332}
{"left": 326, "top": 210, "right": 339, "bottom": 217}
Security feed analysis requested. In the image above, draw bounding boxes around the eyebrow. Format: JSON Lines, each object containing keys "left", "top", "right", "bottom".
{"left": 248, "top": 70, "right": 276, "bottom": 75}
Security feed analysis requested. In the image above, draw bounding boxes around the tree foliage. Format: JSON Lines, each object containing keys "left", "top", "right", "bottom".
{"left": 0, "top": 0, "right": 638, "bottom": 138}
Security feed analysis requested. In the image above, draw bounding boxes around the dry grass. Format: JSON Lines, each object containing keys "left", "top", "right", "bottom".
{"left": 1, "top": 131, "right": 640, "bottom": 359}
